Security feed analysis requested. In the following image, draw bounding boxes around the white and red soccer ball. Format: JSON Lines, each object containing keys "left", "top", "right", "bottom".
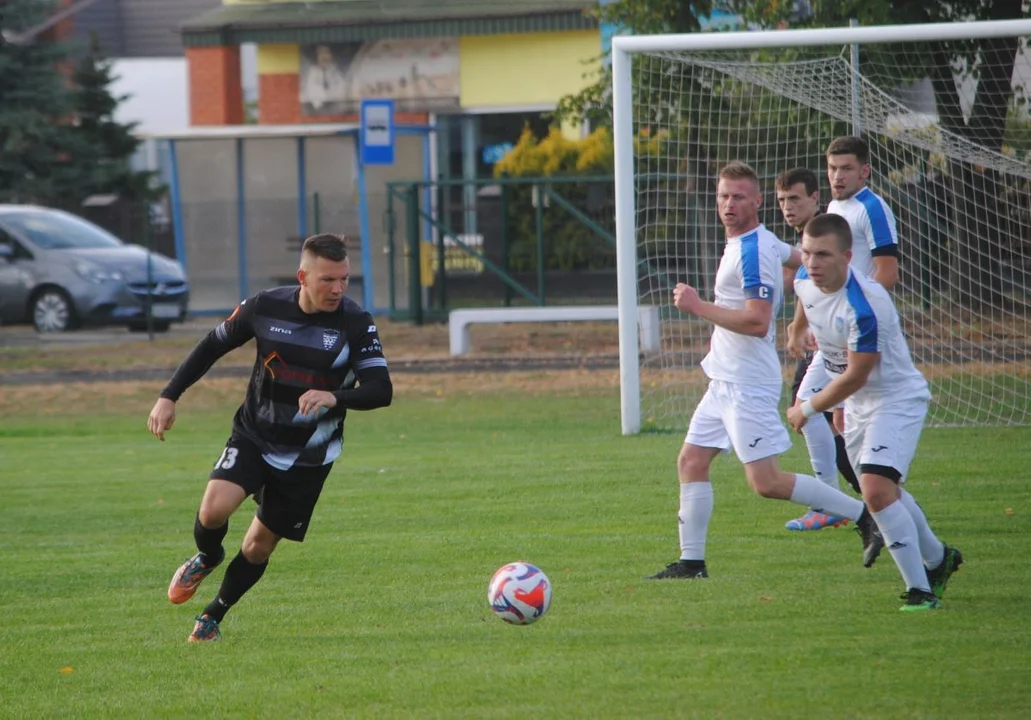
{"left": 487, "top": 562, "right": 552, "bottom": 625}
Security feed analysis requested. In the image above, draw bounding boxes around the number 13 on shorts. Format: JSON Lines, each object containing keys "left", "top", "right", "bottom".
{"left": 214, "top": 447, "right": 239, "bottom": 470}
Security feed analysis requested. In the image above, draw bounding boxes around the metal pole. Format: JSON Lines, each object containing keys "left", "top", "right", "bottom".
{"left": 535, "top": 183, "right": 545, "bottom": 306}
{"left": 297, "top": 137, "right": 308, "bottom": 241}
{"left": 386, "top": 186, "right": 396, "bottom": 313}
{"left": 849, "top": 18, "right": 861, "bottom": 136}
{"left": 235, "top": 137, "right": 248, "bottom": 299}
{"left": 144, "top": 202, "right": 154, "bottom": 341}
{"left": 406, "top": 184, "right": 423, "bottom": 325}
{"left": 500, "top": 181, "right": 512, "bottom": 307}
{"left": 612, "top": 43, "right": 641, "bottom": 435}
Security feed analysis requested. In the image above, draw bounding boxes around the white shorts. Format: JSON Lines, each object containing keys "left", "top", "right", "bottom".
{"left": 685, "top": 380, "right": 792, "bottom": 464}
{"left": 844, "top": 399, "right": 928, "bottom": 483}
{"left": 796, "top": 350, "right": 831, "bottom": 401}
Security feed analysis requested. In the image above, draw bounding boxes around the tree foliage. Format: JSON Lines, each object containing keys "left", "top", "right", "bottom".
{"left": 71, "top": 33, "right": 162, "bottom": 203}
{"left": 0, "top": 0, "right": 89, "bottom": 203}
{"left": 0, "top": 4, "right": 159, "bottom": 206}
{"left": 555, "top": 0, "right": 1031, "bottom": 309}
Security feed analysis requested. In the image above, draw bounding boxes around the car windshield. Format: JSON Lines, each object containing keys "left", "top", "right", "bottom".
{"left": 1, "top": 210, "right": 124, "bottom": 250}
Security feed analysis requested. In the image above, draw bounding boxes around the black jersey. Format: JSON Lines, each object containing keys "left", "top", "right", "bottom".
{"left": 161, "top": 287, "right": 392, "bottom": 469}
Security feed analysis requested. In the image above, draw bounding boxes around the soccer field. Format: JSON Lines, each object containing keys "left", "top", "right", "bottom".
{"left": 1, "top": 375, "right": 1029, "bottom": 719}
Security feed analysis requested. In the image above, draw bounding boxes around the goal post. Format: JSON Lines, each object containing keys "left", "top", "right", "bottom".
{"left": 614, "top": 19, "right": 1031, "bottom": 435}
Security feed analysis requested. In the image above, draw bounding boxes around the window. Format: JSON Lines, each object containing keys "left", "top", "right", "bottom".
{"left": 2, "top": 210, "right": 123, "bottom": 250}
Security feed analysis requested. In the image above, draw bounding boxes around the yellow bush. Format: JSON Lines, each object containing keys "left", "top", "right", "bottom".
{"left": 494, "top": 126, "right": 613, "bottom": 177}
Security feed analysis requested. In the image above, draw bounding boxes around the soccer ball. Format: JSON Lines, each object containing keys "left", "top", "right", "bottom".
{"left": 487, "top": 562, "right": 552, "bottom": 625}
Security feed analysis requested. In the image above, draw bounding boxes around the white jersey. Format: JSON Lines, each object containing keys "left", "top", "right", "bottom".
{"left": 794, "top": 266, "right": 929, "bottom": 412}
{"left": 700, "top": 225, "right": 791, "bottom": 389}
{"left": 827, "top": 187, "right": 898, "bottom": 277}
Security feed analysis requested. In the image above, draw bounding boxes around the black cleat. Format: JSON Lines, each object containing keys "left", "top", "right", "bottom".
{"left": 900, "top": 587, "right": 940, "bottom": 612}
{"left": 927, "top": 545, "right": 963, "bottom": 600}
{"left": 855, "top": 508, "right": 885, "bottom": 568}
{"left": 646, "top": 560, "right": 709, "bottom": 580}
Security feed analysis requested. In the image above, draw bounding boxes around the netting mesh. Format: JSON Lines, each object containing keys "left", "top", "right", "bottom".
{"left": 630, "top": 37, "right": 1031, "bottom": 430}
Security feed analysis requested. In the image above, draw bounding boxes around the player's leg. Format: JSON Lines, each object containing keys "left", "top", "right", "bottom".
{"left": 860, "top": 405, "right": 961, "bottom": 605}
{"left": 190, "top": 464, "right": 330, "bottom": 641}
{"left": 786, "top": 353, "right": 848, "bottom": 530}
{"left": 647, "top": 382, "right": 726, "bottom": 580}
{"left": 833, "top": 429, "right": 861, "bottom": 494}
{"left": 168, "top": 435, "right": 257, "bottom": 605}
{"left": 722, "top": 382, "right": 863, "bottom": 518}
{"left": 849, "top": 409, "right": 937, "bottom": 611}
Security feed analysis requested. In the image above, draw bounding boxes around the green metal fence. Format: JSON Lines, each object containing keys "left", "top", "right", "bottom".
{"left": 384, "top": 176, "right": 617, "bottom": 324}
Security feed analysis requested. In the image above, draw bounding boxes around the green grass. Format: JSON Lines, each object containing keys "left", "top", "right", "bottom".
{"left": 1, "top": 388, "right": 1029, "bottom": 719}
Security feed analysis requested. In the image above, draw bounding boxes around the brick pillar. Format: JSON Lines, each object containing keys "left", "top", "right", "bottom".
{"left": 187, "top": 46, "right": 244, "bottom": 126}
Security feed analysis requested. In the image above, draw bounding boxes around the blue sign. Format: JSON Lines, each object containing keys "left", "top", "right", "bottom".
{"left": 482, "top": 143, "right": 514, "bottom": 165}
{"left": 360, "top": 99, "right": 395, "bottom": 165}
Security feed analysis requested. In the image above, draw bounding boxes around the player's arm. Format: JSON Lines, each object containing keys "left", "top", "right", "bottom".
{"left": 673, "top": 283, "right": 772, "bottom": 338}
{"left": 147, "top": 298, "right": 258, "bottom": 440}
{"left": 676, "top": 238, "right": 781, "bottom": 337}
{"left": 780, "top": 242, "right": 802, "bottom": 293}
{"left": 323, "top": 315, "right": 393, "bottom": 417}
{"left": 867, "top": 201, "right": 900, "bottom": 289}
{"left": 780, "top": 241, "right": 802, "bottom": 271}
{"left": 803, "top": 349, "right": 878, "bottom": 414}
{"left": 786, "top": 293, "right": 809, "bottom": 357}
{"left": 872, "top": 255, "right": 899, "bottom": 290}
{"left": 159, "top": 299, "right": 258, "bottom": 402}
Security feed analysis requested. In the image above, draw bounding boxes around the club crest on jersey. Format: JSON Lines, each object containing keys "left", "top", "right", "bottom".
{"left": 834, "top": 316, "right": 846, "bottom": 334}
{"left": 322, "top": 329, "right": 340, "bottom": 350}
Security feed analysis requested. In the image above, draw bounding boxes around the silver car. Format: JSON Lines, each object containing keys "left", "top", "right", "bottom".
{"left": 0, "top": 205, "right": 190, "bottom": 332}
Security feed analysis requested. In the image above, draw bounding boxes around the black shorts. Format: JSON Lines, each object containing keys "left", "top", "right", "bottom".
{"left": 790, "top": 352, "right": 815, "bottom": 405}
{"left": 210, "top": 433, "right": 332, "bottom": 541}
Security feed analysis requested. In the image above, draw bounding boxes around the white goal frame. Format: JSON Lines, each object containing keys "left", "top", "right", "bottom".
{"left": 613, "top": 18, "right": 1031, "bottom": 435}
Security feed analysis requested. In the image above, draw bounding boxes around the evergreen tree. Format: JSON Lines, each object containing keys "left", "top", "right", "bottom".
{"left": 71, "top": 32, "right": 162, "bottom": 204}
{"left": 0, "top": 0, "right": 90, "bottom": 204}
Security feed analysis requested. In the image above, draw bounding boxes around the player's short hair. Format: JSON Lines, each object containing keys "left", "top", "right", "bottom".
{"left": 718, "top": 161, "right": 760, "bottom": 187}
{"left": 775, "top": 168, "right": 819, "bottom": 196}
{"left": 826, "top": 136, "right": 870, "bottom": 164}
{"left": 803, "top": 213, "right": 852, "bottom": 252}
{"left": 301, "top": 233, "right": 349, "bottom": 263}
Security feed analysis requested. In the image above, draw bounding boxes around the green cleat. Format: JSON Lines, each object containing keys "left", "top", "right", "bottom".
{"left": 900, "top": 588, "right": 941, "bottom": 612}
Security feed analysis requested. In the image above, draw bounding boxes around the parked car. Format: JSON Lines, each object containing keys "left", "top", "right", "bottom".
{"left": 0, "top": 205, "right": 190, "bottom": 333}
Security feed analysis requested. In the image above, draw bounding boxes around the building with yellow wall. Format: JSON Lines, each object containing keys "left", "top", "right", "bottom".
{"left": 182, "top": 1, "right": 602, "bottom": 181}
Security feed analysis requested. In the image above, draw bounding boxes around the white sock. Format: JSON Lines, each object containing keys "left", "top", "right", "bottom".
{"left": 899, "top": 489, "right": 945, "bottom": 569}
{"left": 873, "top": 500, "right": 931, "bottom": 592}
{"left": 678, "top": 482, "right": 713, "bottom": 562}
{"left": 789, "top": 474, "right": 864, "bottom": 520}
{"left": 802, "top": 416, "right": 839, "bottom": 490}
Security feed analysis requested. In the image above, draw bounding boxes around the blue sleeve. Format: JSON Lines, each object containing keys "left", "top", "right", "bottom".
{"left": 859, "top": 193, "right": 898, "bottom": 249}
{"left": 845, "top": 277, "right": 879, "bottom": 353}
{"left": 741, "top": 234, "right": 774, "bottom": 302}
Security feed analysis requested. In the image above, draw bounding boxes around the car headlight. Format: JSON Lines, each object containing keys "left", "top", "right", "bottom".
{"left": 75, "top": 261, "right": 123, "bottom": 283}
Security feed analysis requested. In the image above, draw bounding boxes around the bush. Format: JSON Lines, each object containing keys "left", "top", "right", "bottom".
{"left": 493, "top": 127, "right": 615, "bottom": 272}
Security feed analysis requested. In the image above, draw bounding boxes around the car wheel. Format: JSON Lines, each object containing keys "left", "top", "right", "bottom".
{"left": 32, "top": 288, "right": 76, "bottom": 333}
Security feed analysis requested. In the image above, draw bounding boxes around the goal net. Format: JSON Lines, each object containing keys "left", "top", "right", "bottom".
{"left": 613, "top": 21, "right": 1031, "bottom": 434}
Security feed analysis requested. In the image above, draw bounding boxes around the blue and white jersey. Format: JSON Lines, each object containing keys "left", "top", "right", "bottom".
{"left": 700, "top": 225, "right": 791, "bottom": 389}
{"left": 827, "top": 187, "right": 898, "bottom": 278}
{"left": 794, "top": 267, "right": 929, "bottom": 411}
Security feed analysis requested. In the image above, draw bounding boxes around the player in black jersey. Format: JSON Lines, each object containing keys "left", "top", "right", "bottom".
{"left": 147, "top": 233, "right": 392, "bottom": 642}
{"left": 775, "top": 169, "right": 861, "bottom": 533}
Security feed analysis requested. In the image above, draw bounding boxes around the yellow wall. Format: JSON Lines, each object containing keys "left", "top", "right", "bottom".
{"left": 257, "top": 44, "right": 300, "bottom": 74}
{"left": 459, "top": 31, "right": 599, "bottom": 107}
